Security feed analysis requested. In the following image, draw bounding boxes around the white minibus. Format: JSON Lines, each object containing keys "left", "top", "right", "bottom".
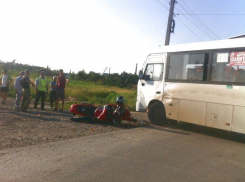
{"left": 136, "top": 38, "right": 245, "bottom": 134}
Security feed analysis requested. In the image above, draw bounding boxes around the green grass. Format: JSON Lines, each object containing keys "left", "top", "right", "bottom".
{"left": 7, "top": 79, "right": 137, "bottom": 111}
{"left": 65, "top": 80, "right": 137, "bottom": 111}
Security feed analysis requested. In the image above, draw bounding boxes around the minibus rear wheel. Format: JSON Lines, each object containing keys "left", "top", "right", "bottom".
{"left": 148, "top": 102, "right": 167, "bottom": 125}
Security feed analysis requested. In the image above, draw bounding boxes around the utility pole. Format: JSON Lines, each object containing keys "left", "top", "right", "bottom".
{"left": 134, "top": 63, "right": 138, "bottom": 75}
{"left": 165, "top": 0, "right": 176, "bottom": 46}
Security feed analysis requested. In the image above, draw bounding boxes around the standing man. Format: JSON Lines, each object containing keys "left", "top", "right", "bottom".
{"left": 14, "top": 71, "right": 24, "bottom": 111}
{"left": 0, "top": 69, "right": 13, "bottom": 104}
{"left": 50, "top": 76, "right": 57, "bottom": 108}
{"left": 54, "top": 69, "right": 66, "bottom": 111}
{"left": 34, "top": 71, "right": 48, "bottom": 110}
{"left": 20, "top": 69, "right": 35, "bottom": 112}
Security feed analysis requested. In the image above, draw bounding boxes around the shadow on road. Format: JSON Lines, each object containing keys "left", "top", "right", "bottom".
{"left": 70, "top": 117, "right": 139, "bottom": 130}
{"left": 149, "top": 119, "right": 245, "bottom": 144}
{"left": 145, "top": 124, "right": 190, "bottom": 135}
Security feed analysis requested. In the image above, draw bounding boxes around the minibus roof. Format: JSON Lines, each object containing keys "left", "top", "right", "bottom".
{"left": 153, "top": 38, "right": 245, "bottom": 54}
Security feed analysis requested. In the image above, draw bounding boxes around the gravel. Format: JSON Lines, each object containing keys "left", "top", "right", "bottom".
{"left": 0, "top": 98, "right": 149, "bottom": 150}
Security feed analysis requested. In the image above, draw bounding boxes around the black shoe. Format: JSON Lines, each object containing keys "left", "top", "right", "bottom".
{"left": 41, "top": 108, "right": 46, "bottom": 111}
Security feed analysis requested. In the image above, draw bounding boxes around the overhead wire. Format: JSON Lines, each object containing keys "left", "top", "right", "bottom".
{"left": 163, "top": 0, "right": 220, "bottom": 40}
{"left": 163, "top": 0, "right": 215, "bottom": 40}
{"left": 175, "top": 17, "right": 203, "bottom": 41}
{"left": 155, "top": 0, "right": 203, "bottom": 41}
{"left": 175, "top": 3, "right": 217, "bottom": 40}
{"left": 175, "top": 6, "right": 216, "bottom": 40}
{"left": 177, "top": 14, "right": 245, "bottom": 15}
{"left": 178, "top": 0, "right": 221, "bottom": 39}
{"left": 155, "top": 0, "right": 169, "bottom": 10}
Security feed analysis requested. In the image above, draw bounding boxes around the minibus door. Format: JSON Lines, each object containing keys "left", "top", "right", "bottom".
{"left": 138, "top": 62, "right": 164, "bottom": 111}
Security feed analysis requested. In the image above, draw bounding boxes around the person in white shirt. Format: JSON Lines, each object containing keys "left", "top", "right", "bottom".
{"left": 0, "top": 69, "right": 13, "bottom": 104}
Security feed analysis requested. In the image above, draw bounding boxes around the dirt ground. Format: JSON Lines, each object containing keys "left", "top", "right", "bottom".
{"left": 0, "top": 98, "right": 149, "bottom": 151}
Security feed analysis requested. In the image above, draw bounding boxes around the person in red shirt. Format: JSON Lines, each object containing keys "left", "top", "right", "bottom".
{"left": 54, "top": 69, "right": 67, "bottom": 111}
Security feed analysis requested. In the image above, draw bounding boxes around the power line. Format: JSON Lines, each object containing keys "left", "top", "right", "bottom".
{"left": 178, "top": 0, "right": 221, "bottom": 39}
{"left": 177, "top": 14, "right": 245, "bottom": 16}
{"left": 155, "top": 0, "right": 169, "bottom": 10}
{"left": 163, "top": 0, "right": 219, "bottom": 40}
{"left": 156, "top": 0, "right": 203, "bottom": 42}
{"left": 160, "top": 0, "right": 223, "bottom": 40}
{"left": 176, "top": 4, "right": 216, "bottom": 40}
{"left": 175, "top": 17, "right": 203, "bottom": 41}
{"left": 178, "top": 0, "right": 220, "bottom": 39}
{"left": 175, "top": 5, "right": 217, "bottom": 40}
{"left": 176, "top": 3, "right": 216, "bottom": 39}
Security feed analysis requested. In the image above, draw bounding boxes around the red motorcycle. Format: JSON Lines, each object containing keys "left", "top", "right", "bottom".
{"left": 70, "top": 103, "right": 137, "bottom": 123}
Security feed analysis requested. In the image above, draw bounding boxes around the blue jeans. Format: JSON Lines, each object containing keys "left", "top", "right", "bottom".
{"left": 15, "top": 92, "right": 22, "bottom": 110}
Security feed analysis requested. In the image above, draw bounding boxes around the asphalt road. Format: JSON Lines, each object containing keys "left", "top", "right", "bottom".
{"left": 0, "top": 122, "right": 245, "bottom": 182}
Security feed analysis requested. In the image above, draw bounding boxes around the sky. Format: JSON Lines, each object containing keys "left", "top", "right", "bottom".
{"left": 0, "top": 0, "right": 244, "bottom": 74}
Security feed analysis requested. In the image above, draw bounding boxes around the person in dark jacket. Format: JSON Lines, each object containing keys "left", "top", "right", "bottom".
{"left": 54, "top": 69, "right": 67, "bottom": 111}
{"left": 20, "top": 69, "right": 35, "bottom": 112}
{"left": 50, "top": 76, "right": 57, "bottom": 108}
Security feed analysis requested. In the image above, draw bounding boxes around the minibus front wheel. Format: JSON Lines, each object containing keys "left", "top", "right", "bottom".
{"left": 148, "top": 102, "right": 167, "bottom": 125}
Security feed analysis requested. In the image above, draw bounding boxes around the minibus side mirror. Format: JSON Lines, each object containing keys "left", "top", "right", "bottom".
{"left": 139, "top": 70, "right": 144, "bottom": 80}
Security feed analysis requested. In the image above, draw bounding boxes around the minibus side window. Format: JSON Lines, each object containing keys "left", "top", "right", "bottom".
{"left": 168, "top": 53, "right": 206, "bottom": 81}
{"left": 211, "top": 51, "right": 245, "bottom": 83}
{"left": 188, "top": 54, "right": 205, "bottom": 81}
{"left": 168, "top": 54, "right": 188, "bottom": 80}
